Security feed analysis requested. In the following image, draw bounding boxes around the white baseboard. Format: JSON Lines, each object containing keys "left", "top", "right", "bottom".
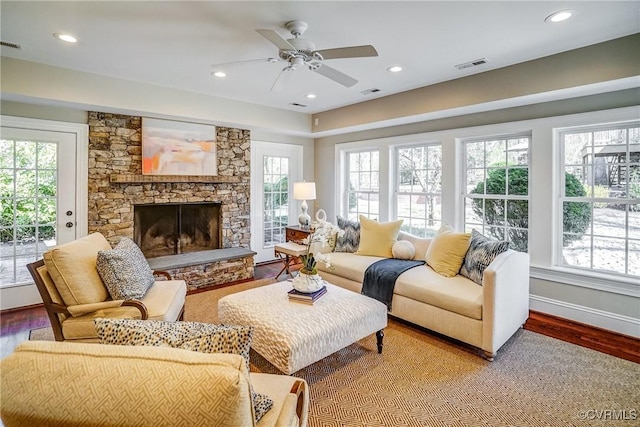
{"left": 529, "top": 295, "right": 640, "bottom": 338}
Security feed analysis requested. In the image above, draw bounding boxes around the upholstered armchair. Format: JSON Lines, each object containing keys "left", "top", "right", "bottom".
{"left": 1, "top": 341, "right": 309, "bottom": 427}
{"left": 26, "top": 232, "right": 186, "bottom": 342}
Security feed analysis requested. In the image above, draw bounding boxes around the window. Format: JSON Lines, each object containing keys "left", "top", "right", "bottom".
{"left": 346, "top": 150, "right": 379, "bottom": 220}
{"left": 395, "top": 144, "right": 442, "bottom": 237}
{"left": 262, "top": 156, "right": 289, "bottom": 246}
{"left": 0, "top": 138, "right": 57, "bottom": 285}
{"left": 463, "top": 134, "right": 530, "bottom": 251}
{"left": 559, "top": 122, "right": 640, "bottom": 277}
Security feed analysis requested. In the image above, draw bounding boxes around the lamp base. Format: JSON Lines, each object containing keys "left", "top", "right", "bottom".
{"left": 298, "top": 199, "right": 311, "bottom": 228}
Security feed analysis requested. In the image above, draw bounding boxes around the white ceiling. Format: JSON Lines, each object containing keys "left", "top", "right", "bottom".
{"left": 1, "top": 1, "right": 639, "bottom": 115}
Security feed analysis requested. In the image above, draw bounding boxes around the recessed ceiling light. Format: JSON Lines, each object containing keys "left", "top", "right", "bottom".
{"left": 212, "top": 71, "right": 226, "bottom": 78}
{"left": 305, "top": 93, "right": 316, "bottom": 99}
{"left": 387, "top": 65, "right": 403, "bottom": 73}
{"left": 545, "top": 10, "right": 573, "bottom": 23}
{"left": 53, "top": 33, "right": 78, "bottom": 43}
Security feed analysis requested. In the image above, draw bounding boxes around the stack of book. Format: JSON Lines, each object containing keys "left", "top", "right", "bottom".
{"left": 287, "top": 285, "right": 327, "bottom": 305}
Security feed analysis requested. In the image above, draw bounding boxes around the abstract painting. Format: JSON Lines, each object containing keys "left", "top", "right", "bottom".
{"left": 142, "top": 118, "right": 217, "bottom": 176}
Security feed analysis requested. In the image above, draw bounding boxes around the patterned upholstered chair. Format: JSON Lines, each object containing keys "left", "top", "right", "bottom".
{"left": 26, "top": 232, "right": 186, "bottom": 342}
{"left": 1, "top": 341, "right": 309, "bottom": 427}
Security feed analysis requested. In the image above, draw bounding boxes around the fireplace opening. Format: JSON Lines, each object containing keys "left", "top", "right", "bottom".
{"left": 134, "top": 203, "right": 221, "bottom": 258}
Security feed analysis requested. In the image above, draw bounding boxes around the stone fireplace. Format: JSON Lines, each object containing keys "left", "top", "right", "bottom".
{"left": 87, "top": 112, "right": 255, "bottom": 290}
{"left": 134, "top": 202, "right": 222, "bottom": 258}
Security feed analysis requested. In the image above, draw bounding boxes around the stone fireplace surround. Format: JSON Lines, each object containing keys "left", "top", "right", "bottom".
{"left": 87, "top": 112, "right": 255, "bottom": 290}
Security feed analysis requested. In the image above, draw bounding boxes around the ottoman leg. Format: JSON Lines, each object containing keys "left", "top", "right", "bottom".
{"left": 376, "top": 330, "right": 384, "bottom": 354}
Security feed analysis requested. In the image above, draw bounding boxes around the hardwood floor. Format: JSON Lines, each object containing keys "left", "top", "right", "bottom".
{"left": 1, "top": 262, "right": 637, "bottom": 364}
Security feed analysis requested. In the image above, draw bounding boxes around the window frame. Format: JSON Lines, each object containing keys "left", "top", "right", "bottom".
{"left": 393, "top": 141, "right": 443, "bottom": 237}
{"left": 555, "top": 120, "right": 640, "bottom": 279}
{"left": 342, "top": 148, "right": 380, "bottom": 221}
{"left": 461, "top": 133, "right": 531, "bottom": 252}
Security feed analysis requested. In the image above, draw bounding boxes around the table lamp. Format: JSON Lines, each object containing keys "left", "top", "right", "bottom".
{"left": 293, "top": 181, "right": 316, "bottom": 228}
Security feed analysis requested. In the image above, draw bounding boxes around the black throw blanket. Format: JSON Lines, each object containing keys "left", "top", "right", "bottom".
{"left": 362, "top": 258, "right": 426, "bottom": 310}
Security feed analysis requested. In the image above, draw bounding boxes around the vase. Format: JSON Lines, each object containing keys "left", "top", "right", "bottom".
{"left": 292, "top": 272, "right": 324, "bottom": 293}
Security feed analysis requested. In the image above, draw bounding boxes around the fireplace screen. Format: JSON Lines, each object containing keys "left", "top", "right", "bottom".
{"left": 134, "top": 203, "right": 221, "bottom": 258}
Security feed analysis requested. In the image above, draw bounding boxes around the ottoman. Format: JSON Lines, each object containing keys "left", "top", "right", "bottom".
{"left": 218, "top": 281, "right": 388, "bottom": 374}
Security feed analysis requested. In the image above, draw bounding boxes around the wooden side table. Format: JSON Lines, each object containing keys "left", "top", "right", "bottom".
{"left": 285, "top": 225, "right": 312, "bottom": 243}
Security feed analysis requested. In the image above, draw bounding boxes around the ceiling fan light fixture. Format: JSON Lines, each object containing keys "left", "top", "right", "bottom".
{"left": 545, "top": 10, "right": 573, "bottom": 23}
{"left": 387, "top": 65, "right": 403, "bottom": 73}
{"left": 212, "top": 71, "right": 226, "bottom": 78}
{"left": 53, "top": 33, "right": 78, "bottom": 43}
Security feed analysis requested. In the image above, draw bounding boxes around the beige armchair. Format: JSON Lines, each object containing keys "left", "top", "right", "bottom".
{"left": 1, "top": 341, "right": 309, "bottom": 427}
{"left": 26, "top": 232, "right": 186, "bottom": 342}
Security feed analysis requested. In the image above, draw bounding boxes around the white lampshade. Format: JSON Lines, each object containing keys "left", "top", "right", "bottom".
{"left": 293, "top": 182, "right": 316, "bottom": 200}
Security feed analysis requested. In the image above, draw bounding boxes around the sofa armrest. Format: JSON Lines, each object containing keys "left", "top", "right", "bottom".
{"left": 274, "top": 380, "right": 309, "bottom": 427}
{"left": 481, "top": 250, "right": 530, "bottom": 356}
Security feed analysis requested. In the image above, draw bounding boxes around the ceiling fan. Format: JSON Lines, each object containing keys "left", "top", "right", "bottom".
{"left": 212, "top": 20, "right": 378, "bottom": 92}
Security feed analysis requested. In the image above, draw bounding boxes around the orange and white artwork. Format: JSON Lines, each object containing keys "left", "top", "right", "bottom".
{"left": 142, "top": 118, "right": 217, "bottom": 176}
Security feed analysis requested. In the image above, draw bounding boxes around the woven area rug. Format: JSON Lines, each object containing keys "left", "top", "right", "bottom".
{"left": 30, "top": 279, "right": 640, "bottom": 426}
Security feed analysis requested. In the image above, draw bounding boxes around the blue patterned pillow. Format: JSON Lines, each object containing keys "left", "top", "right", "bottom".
{"left": 334, "top": 216, "right": 360, "bottom": 253}
{"left": 96, "top": 237, "right": 154, "bottom": 300}
{"left": 460, "top": 230, "right": 510, "bottom": 285}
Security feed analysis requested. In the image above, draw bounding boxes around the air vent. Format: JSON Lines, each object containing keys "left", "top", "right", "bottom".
{"left": 455, "top": 58, "right": 489, "bottom": 71}
{"left": 1, "top": 41, "right": 22, "bottom": 50}
{"left": 289, "top": 102, "right": 307, "bottom": 108}
{"left": 360, "top": 88, "right": 381, "bottom": 96}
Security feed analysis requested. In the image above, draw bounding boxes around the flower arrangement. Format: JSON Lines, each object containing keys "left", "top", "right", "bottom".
{"left": 298, "top": 218, "right": 344, "bottom": 275}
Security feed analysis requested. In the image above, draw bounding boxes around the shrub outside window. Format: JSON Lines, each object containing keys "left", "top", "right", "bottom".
{"left": 395, "top": 144, "right": 442, "bottom": 238}
{"left": 346, "top": 150, "right": 379, "bottom": 221}
{"left": 463, "top": 135, "right": 530, "bottom": 252}
{"left": 559, "top": 122, "right": 640, "bottom": 277}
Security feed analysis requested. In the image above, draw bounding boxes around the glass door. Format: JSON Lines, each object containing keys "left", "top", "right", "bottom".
{"left": 251, "top": 141, "right": 302, "bottom": 263}
{"left": 0, "top": 128, "right": 77, "bottom": 286}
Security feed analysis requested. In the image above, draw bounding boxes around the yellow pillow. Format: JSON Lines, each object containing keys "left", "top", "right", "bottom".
{"left": 356, "top": 216, "right": 403, "bottom": 257}
{"left": 425, "top": 224, "right": 471, "bottom": 277}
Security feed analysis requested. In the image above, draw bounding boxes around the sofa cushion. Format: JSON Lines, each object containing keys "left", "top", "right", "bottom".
{"left": 334, "top": 215, "right": 361, "bottom": 253}
{"left": 356, "top": 216, "right": 403, "bottom": 257}
{"left": 142, "top": 280, "right": 187, "bottom": 321}
{"left": 42, "top": 232, "right": 111, "bottom": 307}
{"left": 394, "top": 266, "right": 483, "bottom": 320}
{"left": 94, "top": 318, "right": 273, "bottom": 422}
{"left": 460, "top": 230, "right": 510, "bottom": 285}
{"left": 425, "top": 224, "right": 471, "bottom": 277}
{"left": 97, "top": 237, "right": 155, "bottom": 300}
{"left": 392, "top": 240, "right": 416, "bottom": 260}
{"left": 315, "top": 252, "right": 383, "bottom": 283}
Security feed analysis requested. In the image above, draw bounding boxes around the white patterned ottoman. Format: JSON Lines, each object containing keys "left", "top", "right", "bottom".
{"left": 218, "top": 281, "right": 387, "bottom": 374}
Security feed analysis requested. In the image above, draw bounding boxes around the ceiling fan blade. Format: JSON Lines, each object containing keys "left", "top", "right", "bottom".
{"left": 256, "top": 29, "right": 296, "bottom": 50}
{"left": 211, "top": 58, "right": 281, "bottom": 70}
{"left": 271, "top": 68, "right": 295, "bottom": 92}
{"left": 312, "top": 63, "right": 358, "bottom": 87}
{"left": 315, "top": 45, "right": 378, "bottom": 60}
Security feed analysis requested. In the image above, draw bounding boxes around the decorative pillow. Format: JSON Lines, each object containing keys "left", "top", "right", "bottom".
{"left": 42, "top": 232, "right": 112, "bottom": 307}
{"left": 96, "top": 237, "right": 155, "bottom": 300}
{"left": 356, "top": 216, "right": 404, "bottom": 257}
{"left": 425, "top": 224, "right": 472, "bottom": 277}
{"left": 95, "top": 318, "right": 273, "bottom": 422}
{"left": 334, "top": 216, "right": 361, "bottom": 253}
{"left": 460, "top": 230, "right": 510, "bottom": 285}
{"left": 392, "top": 240, "right": 416, "bottom": 260}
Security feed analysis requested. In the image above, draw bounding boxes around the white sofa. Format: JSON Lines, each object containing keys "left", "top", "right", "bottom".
{"left": 316, "top": 232, "right": 530, "bottom": 360}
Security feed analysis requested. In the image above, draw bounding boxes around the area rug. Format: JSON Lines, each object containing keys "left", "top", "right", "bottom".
{"left": 30, "top": 279, "right": 640, "bottom": 426}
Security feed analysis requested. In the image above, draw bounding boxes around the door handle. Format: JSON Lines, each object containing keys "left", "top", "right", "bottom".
{"left": 65, "top": 222, "right": 74, "bottom": 228}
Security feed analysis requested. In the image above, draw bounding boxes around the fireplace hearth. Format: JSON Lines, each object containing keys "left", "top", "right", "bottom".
{"left": 134, "top": 203, "right": 221, "bottom": 258}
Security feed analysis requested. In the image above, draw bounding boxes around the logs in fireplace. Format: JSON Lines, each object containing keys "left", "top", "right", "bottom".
{"left": 133, "top": 202, "right": 222, "bottom": 258}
